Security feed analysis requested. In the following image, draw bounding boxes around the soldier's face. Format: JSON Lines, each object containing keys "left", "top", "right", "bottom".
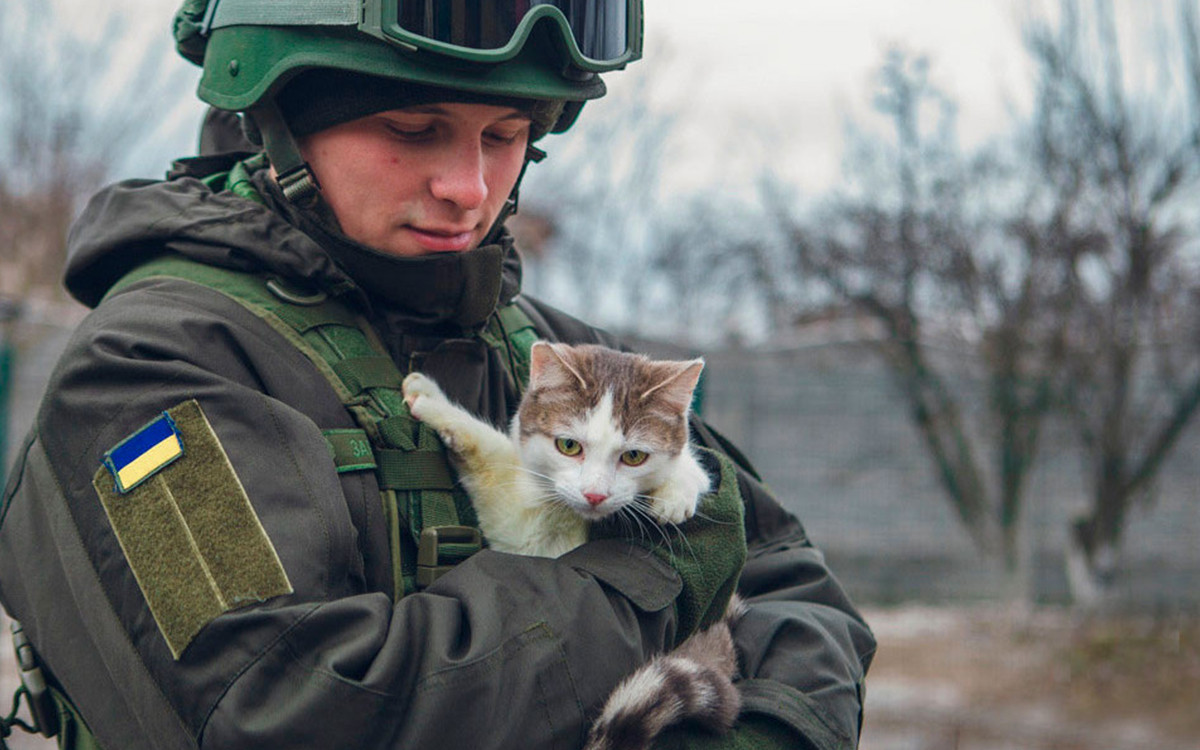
{"left": 296, "top": 102, "right": 531, "bottom": 257}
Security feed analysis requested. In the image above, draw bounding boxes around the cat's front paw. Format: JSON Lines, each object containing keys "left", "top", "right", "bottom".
{"left": 402, "top": 372, "right": 445, "bottom": 421}
{"left": 650, "top": 484, "right": 699, "bottom": 525}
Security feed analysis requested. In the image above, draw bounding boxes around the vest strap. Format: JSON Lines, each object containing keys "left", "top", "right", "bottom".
{"left": 331, "top": 356, "right": 404, "bottom": 393}
{"left": 376, "top": 450, "right": 457, "bottom": 491}
{"left": 322, "top": 429, "right": 377, "bottom": 473}
{"left": 481, "top": 301, "right": 540, "bottom": 395}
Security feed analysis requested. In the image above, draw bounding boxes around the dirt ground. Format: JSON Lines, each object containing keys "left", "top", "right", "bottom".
{"left": 860, "top": 604, "right": 1200, "bottom": 750}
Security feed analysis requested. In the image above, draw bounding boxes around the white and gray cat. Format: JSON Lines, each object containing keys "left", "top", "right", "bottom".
{"left": 402, "top": 342, "right": 743, "bottom": 750}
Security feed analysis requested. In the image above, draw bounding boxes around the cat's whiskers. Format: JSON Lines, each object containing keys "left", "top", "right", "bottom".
{"left": 619, "top": 506, "right": 660, "bottom": 550}
{"left": 630, "top": 494, "right": 702, "bottom": 562}
{"left": 611, "top": 508, "right": 646, "bottom": 547}
{"left": 511, "top": 465, "right": 557, "bottom": 485}
{"left": 539, "top": 493, "right": 575, "bottom": 511}
{"left": 479, "top": 467, "right": 556, "bottom": 494}
{"left": 688, "top": 509, "right": 740, "bottom": 526}
{"left": 483, "top": 475, "right": 551, "bottom": 494}
{"left": 500, "top": 467, "right": 584, "bottom": 511}
{"left": 622, "top": 499, "right": 678, "bottom": 555}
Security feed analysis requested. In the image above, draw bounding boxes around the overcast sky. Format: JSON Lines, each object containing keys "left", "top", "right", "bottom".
{"left": 62, "top": 1, "right": 1043, "bottom": 185}
{"left": 59, "top": 0, "right": 1178, "bottom": 198}
{"left": 643, "top": 0, "right": 1036, "bottom": 191}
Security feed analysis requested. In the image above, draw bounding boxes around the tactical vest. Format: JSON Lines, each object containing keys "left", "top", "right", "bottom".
{"left": 2, "top": 254, "right": 540, "bottom": 750}
{"left": 111, "top": 253, "right": 540, "bottom": 598}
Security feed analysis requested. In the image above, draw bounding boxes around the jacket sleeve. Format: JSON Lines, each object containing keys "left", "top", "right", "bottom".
{"left": 693, "top": 419, "right": 877, "bottom": 749}
{"left": 0, "top": 280, "right": 691, "bottom": 750}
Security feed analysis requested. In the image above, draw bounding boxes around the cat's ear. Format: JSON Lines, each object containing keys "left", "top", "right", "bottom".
{"left": 529, "top": 342, "right": 588, "bottom": 389}
{"left": 641, "top": 358, "right": 704, "bottom": 413}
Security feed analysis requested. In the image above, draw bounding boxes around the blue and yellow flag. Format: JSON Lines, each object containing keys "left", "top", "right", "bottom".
{"left": 103, "top": 412, "right": 185, "bottom": 493}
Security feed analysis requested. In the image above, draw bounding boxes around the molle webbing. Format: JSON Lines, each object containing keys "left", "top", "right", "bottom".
{"left": 106, "top": 255, "right": 535, "bottom": 599}
{"left": 479, "top": 303, "right": 539, "bottom": 397}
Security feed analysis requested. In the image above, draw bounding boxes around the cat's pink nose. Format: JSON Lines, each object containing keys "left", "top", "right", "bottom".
{"left": 584, "top": 492, "right": 607, "bottom": 507}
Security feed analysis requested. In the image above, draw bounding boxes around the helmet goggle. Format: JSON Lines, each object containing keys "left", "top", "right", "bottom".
{"left": 202, "top": 0, "right": 642, "bottom": 74}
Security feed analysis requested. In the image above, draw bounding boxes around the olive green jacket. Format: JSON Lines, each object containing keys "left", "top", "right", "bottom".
{"left": 0, "top": 155, "right": 874, "bottom": 749}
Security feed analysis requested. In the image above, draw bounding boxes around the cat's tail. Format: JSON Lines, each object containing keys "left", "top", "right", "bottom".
{"left": 584, "top": 595, "right": 747, "bottom": 750}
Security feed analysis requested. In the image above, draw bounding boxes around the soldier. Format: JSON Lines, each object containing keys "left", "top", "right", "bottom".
{"left": 0, "top": 2, "right": 874, "bottom": 748}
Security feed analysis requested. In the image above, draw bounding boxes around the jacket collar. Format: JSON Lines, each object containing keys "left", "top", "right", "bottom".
{"left": 250, "top": 163, "right": 522, "bottom": 332}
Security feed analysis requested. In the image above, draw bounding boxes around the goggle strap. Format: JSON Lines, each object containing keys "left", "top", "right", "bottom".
{"left": 203, "top": 0, "right": 359, "bottom": 34}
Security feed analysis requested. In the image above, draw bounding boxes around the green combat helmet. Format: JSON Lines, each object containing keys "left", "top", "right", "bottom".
{"left": 172, "top": 0, "right": 644, "bottom": 208}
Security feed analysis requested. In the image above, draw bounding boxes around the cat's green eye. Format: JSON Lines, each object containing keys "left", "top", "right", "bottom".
{"left": 620, "top": 449, "right": 649, "bottom": 466}
{"left": 555, "top": 438, "right": 583, "bottom": 457}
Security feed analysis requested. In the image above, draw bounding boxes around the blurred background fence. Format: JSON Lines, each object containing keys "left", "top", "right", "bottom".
{"left": 699, "top": 339, "right": 1200, "bottom": 611}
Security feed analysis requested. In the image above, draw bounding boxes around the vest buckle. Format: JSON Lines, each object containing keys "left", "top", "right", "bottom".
{"left": 9, "top": 620, "right": 60, "bottom": 738}
{"left": 416, "top": 526, "right": 483, "bottom": 589}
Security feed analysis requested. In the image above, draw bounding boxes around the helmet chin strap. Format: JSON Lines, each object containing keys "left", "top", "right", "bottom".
{"left": 249, "top": 99, "right": 322, "bottom": 208}
{"left": 483, "top": 143, "right": 547, "bottom": 245}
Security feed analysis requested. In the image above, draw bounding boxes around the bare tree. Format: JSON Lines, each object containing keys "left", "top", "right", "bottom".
{"left": 517, "top": 54, "right": 678, "bottom": 330}
{"left": 767, "top": 48, "right": 1071, "bottom": 572}
{"left": 1021, "top": 0, "right": 1200, "bottom": 602}
{"left": 645, "top": 198, "right": 792, "bottom": 345}
{"left": 0, "top": 0, "right": 184, "bottom": 305}
{"left": 518, "top": 47, "right": 784, "bottom": 344}
{"left": 765, "top": 1, "right": 1200, "bottom": 599}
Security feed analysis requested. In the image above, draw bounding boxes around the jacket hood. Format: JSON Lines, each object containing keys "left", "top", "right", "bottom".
{"left": 64, "top": 154, "right": 523, "bottom": 330}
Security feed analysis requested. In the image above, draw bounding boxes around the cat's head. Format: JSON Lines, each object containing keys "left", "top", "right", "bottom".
{"left": 514, "top": 343, "right": 704, "bottom": 521}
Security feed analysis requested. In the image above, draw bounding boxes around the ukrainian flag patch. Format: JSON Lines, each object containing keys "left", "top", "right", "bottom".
{"left": 104, "top": 412, "right": 185, "bottom": 493}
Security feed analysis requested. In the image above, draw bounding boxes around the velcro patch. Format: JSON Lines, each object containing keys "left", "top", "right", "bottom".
{"left": 94, "top": 399, "right": 293, "bottom": 659}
